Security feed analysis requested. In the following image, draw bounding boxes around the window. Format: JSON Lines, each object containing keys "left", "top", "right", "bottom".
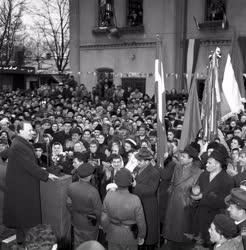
{"left": 205, "top": 0, "right": 226, "bottom": 21}
{"left": 98, "top": 0, "right": 114, "bottom": 27}
{"left": 121, "top": 77, "right": 146, "bottom": 94}
{"left": 127, "top": 0, "right": 143, "bottom": 27}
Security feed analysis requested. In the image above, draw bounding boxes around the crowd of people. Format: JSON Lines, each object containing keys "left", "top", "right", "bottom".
{"left": 1, "top": 80, "right": 246, "bottom": 250}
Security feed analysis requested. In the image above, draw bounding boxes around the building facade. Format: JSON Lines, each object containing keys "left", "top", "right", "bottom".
{"left": 69, "top": 0, "right": 246, "bottom": 97}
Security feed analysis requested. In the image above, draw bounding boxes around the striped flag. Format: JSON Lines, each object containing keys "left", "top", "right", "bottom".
{"left": 221, "top": 36, "right": 244, "bottom": 121}
{"left": 155, "top": 37, "right": 168, "bottom": 168}
{"left": 186, "top": 39, "right": 200, "bottom": 91}
{"left": 201, "top": 48, "right": 221, "bottom": 141}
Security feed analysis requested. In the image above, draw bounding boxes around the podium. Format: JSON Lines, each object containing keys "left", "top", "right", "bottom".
{"left": 40, "top": 174, "right": 72, "bottom": 240}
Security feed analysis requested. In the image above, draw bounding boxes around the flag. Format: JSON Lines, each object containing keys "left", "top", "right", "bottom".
{"left": 179, "top": 78, "right": 202, "bottom": 150}
{"left": 186, "top": 39, "right": 200, "bottom": 91}
{"left": 155, "top": 37, "right": 168, "bottom": 168}
{"left": 201, "top": 48, "right": 221, "bottom": 141}
{"left": 221, "top": 36, "right": 244, "bottom": 121}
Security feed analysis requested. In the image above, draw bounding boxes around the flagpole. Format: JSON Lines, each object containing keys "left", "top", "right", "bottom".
{"left": 155, "top": 34, "right": 168, "bottom": 169}
{"left": 155, "top": 34, "right": 164, "bottom": 250}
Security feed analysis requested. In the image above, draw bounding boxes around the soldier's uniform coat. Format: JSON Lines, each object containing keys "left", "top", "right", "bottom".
{"left": 101, "top": 189, "right": 146, "bottom": 249}
{"left": 67, "top": 180, "right": 102, "bottom": 249}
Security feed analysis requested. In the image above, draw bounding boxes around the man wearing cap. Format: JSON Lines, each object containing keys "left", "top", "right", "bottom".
{"left": 209, "top": 213, "right": 243, "bottom": 250}
{"left": 164, "top": 144, "right": 202, "bottom": 249}
{"left": 66, "top": 163, "right": 102, "bottom": 249}
{"left": 101, "top": 168, "right": 146, "bottom": 250}
{"left": 192, "top": 150, "right": 234, "bottom": 247}
{"left": 132, "top": 147, "right": 160, "bottom": 250}
{"left": 226, "top": 187, "right": 246, "bottom": 249}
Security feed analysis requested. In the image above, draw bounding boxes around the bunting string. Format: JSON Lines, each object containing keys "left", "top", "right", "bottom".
{"left": 1, "top": 66, "right": 245, "bottom": 79}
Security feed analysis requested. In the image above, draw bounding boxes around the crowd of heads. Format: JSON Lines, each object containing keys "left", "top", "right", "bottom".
{"left": 2, "top": 80, "right": 246, "bottom": 249}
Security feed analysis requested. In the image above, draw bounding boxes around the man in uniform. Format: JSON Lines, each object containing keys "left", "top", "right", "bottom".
{"left": 66, "top": 163, "right": 102, "bottom": 249}
{"left": 101, "top": 168, "right": 146, "bottom": 250}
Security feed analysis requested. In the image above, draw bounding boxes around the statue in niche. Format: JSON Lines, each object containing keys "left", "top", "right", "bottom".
{"left": 99, "top": 0, "right": 113, "bottom": 27}
{"left": 207, "top": 0, "right": 226, "bottom": 21}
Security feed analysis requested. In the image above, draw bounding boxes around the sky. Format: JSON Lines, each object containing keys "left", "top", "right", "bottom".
{"left": 22, "top": 1, "right": 42, "bottom": 27}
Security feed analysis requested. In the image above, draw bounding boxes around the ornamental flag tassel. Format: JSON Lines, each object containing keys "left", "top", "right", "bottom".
{"left": 201, "top": 47, "right": 221, "bottom": 142}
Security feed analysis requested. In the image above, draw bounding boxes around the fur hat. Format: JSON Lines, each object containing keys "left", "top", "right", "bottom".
{"left": 209, "top": 150, "right": 226, "bottom": 166}
{"left": 25, "top": 224, "right": 57, "bottom": 250}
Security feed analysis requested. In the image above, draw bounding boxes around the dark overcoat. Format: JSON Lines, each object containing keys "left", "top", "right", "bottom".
{"left": 192, "top": 170, "right": 234, "bottom": 243}
{"left": 164, "top": 162, "right": 202, "bottom": 242}
{"left": 133, "top": 164, "right": 160, "bottom": 245}
{"left": 158, "top": 158, "right": 176, "bottom": 222}
{"left": 3, "top": 136, "right": 49, "bottom": 229}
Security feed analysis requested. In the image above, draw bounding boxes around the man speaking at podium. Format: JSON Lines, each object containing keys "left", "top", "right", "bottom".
{"left": 2, "top": 121, "right": 58, "bottom": 248}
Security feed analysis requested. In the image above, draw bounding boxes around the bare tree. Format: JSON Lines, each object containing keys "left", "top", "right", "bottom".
{"left": 0, "top": 0, "right": 25, "bottom": 66}
{"left": 32, "top": 0, "right": 70, "bottom": 73}
{"left": 24, "top": 35, "right": 48, "bottom": 70}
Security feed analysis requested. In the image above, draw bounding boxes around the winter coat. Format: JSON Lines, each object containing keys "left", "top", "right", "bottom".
{"left": 192, "top": 170, "right": 234, "bottom": 244}
{"left": 133, "top": 164, "right": 160, "bottom": 245}
{"left": 213, "top": 236, "right": 244, "bottom": 250}
{"left": 101, "top": 189, "right": 146, "bottom": 245}
{"left": 3, "top": 136, "right": 49, "bottom": 229}
{"left": 67, "top": 180, "right": 102, "bottom": 248}
{"left": 164, "top": 162, "right": 202, "bottom": 242}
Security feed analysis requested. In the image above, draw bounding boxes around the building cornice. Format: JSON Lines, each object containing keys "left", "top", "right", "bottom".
{"left": 80, "top": 39, "right": 156, "bottom": 50}
{"left": 200, "top": 39, "right": 231, "bottom": 46}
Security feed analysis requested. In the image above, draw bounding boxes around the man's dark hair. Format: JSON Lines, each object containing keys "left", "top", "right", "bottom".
{"left": 16, "top": 121, "right": 31, "bottom": 133}
{"left": 111, "top": 154, "right": 121, "bottom": 162}
{"left": 73, "top": 152, "right": 87, "bottom": 163}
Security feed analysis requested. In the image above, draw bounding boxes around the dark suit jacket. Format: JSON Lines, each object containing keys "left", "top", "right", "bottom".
{"left": 193, "top": 170, "right": 234, "bottom": 243}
